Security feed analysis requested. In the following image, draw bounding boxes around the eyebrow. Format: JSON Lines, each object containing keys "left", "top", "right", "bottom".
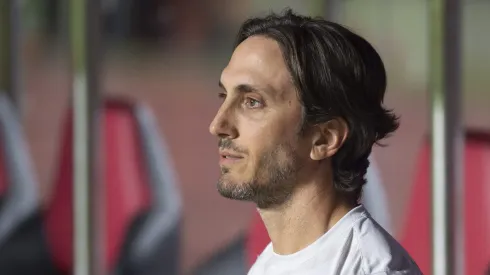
{"left": 218, "top": 80, "right": 263, "bottom": 95}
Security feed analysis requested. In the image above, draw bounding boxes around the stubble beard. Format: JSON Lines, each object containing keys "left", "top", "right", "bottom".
{"left": 217, "top": 143, "right": 300, "bottom": 209}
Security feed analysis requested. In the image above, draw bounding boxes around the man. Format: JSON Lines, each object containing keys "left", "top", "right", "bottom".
{"left": 209, "top": 9, "right": 421, "bottom": 275}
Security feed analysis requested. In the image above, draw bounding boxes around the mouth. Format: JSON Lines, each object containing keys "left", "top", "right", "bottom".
{"left": 219, "top": 151, "right": 244, "bottom": 165}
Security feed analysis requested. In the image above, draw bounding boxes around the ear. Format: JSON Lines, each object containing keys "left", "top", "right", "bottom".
{"left": 310, "top": 118, "right": 349, "bottom": 161}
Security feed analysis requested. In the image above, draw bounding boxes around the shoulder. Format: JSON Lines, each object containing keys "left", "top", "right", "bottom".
{"left": 352, "top": 212, "right": 422, "bottom": 274}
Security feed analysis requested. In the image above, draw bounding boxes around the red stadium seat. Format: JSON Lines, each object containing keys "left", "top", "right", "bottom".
{"left": 399, "top": 130, "right": 490, "bottom": 275}
{"left": 44, "top": 98, "right": 182, "bottom": 275}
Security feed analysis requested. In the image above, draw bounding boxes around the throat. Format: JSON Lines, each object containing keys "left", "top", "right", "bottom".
{"left": 259, "top": 187, "right": 355, "bottom": 255}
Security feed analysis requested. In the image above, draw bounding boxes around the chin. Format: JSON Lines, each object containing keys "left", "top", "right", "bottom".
{"left": 217, "top": 171, "right": 297, "bottom": 209}
{"left": 216, "top": 176, "right": 255, "bottom": 202}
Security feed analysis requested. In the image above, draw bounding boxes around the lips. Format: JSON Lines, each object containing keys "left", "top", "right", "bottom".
{"left": 219, "top": 150, "right": 243, "bottom": 165}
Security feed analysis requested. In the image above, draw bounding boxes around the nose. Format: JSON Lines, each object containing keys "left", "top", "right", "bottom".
{"left": 209, "top": 106, "right": 238, "bottom": 139}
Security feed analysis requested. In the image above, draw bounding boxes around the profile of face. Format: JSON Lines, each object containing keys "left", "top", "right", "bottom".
{"left": 209, "top": 36, "right": 313, "bottom": 209}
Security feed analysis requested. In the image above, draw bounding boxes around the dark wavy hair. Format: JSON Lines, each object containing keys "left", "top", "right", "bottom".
{"left": 234, "top": 9, "right": 399, "bottom": 204}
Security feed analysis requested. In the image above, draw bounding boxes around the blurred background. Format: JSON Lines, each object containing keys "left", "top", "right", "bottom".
{"left": 0, "top": 0, "right": 489, "bottom": 275}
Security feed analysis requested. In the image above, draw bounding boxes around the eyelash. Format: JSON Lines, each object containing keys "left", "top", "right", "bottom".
{"left": 217, "top": 93, "right": 264, "bottom": 109}
{"left": 244, "top": 97, "right": 263, "bottom": 109}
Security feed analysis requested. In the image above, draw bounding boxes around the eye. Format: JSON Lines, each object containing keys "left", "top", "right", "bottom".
{"left": 218, "top": 92, "right": 226, "bottom": 100}
{"left": 244, "top": 98, "right": 263, "bottom": 109}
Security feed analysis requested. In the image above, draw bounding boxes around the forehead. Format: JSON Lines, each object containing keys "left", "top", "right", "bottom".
{"left": 220, "top": 36, "right": 293, "bottom": 95}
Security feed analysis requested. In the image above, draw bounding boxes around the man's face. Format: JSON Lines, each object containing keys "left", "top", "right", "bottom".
{"left": 209, "top": 36, "right": 312, "bottom": 208}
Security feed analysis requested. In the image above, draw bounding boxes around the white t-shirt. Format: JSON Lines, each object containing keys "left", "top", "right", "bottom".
{"left": 248, "top": 205, "right": 422, "bottom": 275}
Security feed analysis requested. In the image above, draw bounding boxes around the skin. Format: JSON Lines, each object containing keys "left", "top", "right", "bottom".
{"left": 209, "top": 35, "right": 354, "bottom": 255}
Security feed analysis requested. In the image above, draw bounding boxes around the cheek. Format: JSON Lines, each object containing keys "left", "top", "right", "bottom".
{"left": 236, "top": 109, "right": 304, "bottom": 159}
{"left": 245, "top": 133, "right": 288, "bottom": 169}
{"left": 243, "top": 118, "right": 293, "bottom": 143}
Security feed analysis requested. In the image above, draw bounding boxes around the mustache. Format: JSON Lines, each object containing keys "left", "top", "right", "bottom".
{"left": 218, "top": 139, "right": 247, "bottom": 154}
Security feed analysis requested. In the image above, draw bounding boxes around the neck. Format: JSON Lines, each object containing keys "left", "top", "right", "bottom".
{"left": 258, "top": 179, "right": 355, "bottom": 255}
